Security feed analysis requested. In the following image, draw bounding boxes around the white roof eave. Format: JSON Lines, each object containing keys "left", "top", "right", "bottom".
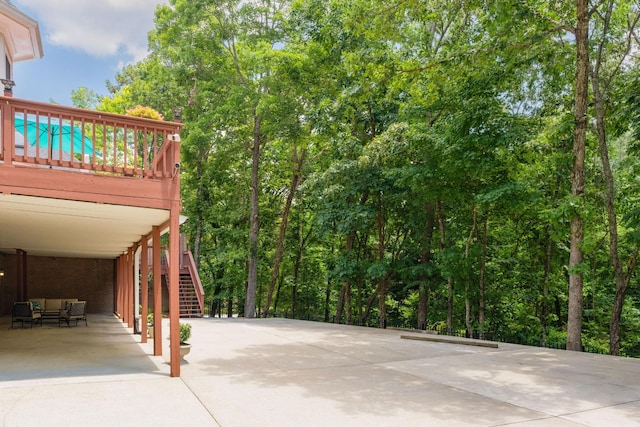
{"left": 0, "top": 1, "right": 43, "bottom": 62}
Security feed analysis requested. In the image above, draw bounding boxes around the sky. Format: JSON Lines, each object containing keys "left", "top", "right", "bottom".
{"left": 11, "top": 0, "right": 166, "bottom": 106}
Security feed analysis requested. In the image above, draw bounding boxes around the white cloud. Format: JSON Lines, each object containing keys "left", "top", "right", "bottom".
{"left": 12, "top": 0, "right": 165, "bottom": 61}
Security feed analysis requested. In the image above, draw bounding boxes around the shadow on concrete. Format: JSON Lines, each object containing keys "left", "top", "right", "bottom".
{"left": 180, "top": 318, "right": 600, "bottom": 426}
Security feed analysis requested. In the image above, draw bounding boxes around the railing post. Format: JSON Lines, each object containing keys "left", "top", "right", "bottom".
{"left": 1, "top": 99, "right": 14, "bottom": 164}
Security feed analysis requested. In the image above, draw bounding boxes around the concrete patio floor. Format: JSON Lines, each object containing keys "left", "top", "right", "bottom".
{"left": 1, "top": 314, "right": 639, "bottom": 426}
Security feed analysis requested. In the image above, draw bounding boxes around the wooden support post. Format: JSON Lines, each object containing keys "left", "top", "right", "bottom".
{"left": 112, "top": 259, "right": 117, "bottom": 315}
{"left": 152, "top": 226, "right": 162, "bottom": 356}
{"left": 15, "top": 249, "right": 27, "bottom": 301}
{"left": 169, "top": 200, "right": 181, "bottom": 377}
{"left": 126, "top": 253, "right": 131, "bottom": 327}
{"left": 120, "top": 255, "right": 125, "bottom": 319}
{"left": 141, "top": 236, "right": 149, "bottom": 343}
{"left": 123, "top": 253, "right": 129, "bottom": 327}
{"left": 116, "top": 255, "right": 123, "bottom": 318}
{"left": 126, "top": 247, "right": 134, "bottom": 328}
{"left": 115, "top": 256, "right": 119, "bottom": 317}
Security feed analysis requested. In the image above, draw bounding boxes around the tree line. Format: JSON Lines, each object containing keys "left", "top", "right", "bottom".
{"left": 76, "top": 0, "right": 640, "bottom": 356}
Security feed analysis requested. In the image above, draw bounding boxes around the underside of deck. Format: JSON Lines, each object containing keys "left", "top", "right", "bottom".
{"left": 0, "top": 95, "right": 185, "bottom": 376}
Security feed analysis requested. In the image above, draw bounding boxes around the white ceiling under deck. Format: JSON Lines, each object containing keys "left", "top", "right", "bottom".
{"left": 0, "top": 194, "right": 170, "bottom": 258}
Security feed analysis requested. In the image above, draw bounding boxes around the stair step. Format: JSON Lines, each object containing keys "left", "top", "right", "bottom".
{"left": 161, "top": 251, "right": 204, "bottom": 318}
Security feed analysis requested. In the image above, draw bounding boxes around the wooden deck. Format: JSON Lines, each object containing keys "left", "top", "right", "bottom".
{"left": 0, "top": 96, "right": 182, "bottom": 209}
{"left": 0, "top": 95, "right": 186, "bottom": 376}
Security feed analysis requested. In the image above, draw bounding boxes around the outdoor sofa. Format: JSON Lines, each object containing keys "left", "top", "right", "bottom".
{"left": 27, "top": 298, "right": 87, "bottom": 327}
{"left": 28, "top": 298, "right": 78, "bottom": 318}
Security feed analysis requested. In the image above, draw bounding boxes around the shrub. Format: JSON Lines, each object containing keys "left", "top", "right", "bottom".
{"left": 179, "top": 322, "right": 192, "bottom": 344}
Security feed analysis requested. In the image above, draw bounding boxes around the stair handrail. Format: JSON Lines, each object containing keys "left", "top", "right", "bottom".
{"left": 184, "top": 250, "right": 205, "bottom": 316}
{"left": 162, "top": 248, "right": 170, "bottom": 268}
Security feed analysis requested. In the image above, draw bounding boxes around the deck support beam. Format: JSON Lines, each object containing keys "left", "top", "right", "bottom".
{"left": 140, "top": 236, "right": 149, "bottom": 344}
{"left": 116, "top": 255, "right": 123, "bottom": 318}
{"left": 15, "top": 249, "right": 26, "bottom": 302}
{"left": 125, "top": 247, "right": 133, "bottom": 328}
{"left": 152, "top": 226, "right": 162, "bottom": 356}
{"left": 169, "top": 200, "right": 181, "bottom": 377}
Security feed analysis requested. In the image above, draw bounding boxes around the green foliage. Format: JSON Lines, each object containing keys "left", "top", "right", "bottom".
{"left": 179, "top": 323, "right": 192, "bottom": 344}
{"left": 71, "top": 87, "right": 102, "bottom": 110}
{"left": 90, "top": 0, "right": 640, "bottom": 356}
{"left": 125, "top": 105, "right": 164, "bottom": 121}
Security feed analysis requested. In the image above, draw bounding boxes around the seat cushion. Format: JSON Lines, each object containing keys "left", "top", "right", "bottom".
{"left": 44, "top": 299, "right": 64, "bottom": 311}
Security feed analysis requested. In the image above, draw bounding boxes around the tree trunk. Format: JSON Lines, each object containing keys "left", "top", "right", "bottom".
{"left": 291, "top": 246, "right": 302, "bottom": 319}
{"left": 292, "top": 282, "right": 298, "bottom": 319}
{"left": 359, "top": 271, "right": 392, "bottom": 327}
{"left": 345, "top": 282, "right": 352, "bottom": 325}
{"left": 193, "top": 216, "right": 203, "bottom": 271}
{"left": 447, "top": 277, "right": 454, "bottom": 336}
{"left": 245, "top": 112, "right": 263, "bottom": 319}
{"left": 335, "top": 282, "right": 353, "bottom": 325}
{"left": 464, "top": 205, "right": 477, "bottom": 338}
{"left": 290, "top": 216, "right": 314, "bottom": 319}
{"left": 324, "top": 277, "right": 331, "bottom": 322}
{"left": 335, "top": 207, "right": 361, "bottom": 324}
{"left": 543, "top": 171, "right": 563, "bottom": 343}
{"left": 324, "top": 243, "right": 335, "bottom": 322}
{"left": 191, "top": 146, "right": 208, "bottom": 272}
{"left": 273, "top": 274, "right": 283, "bottom": 316}
{"left": 589, "top": 0, "right": 640, "bottom": 356}
{"left": 355, "top": 280, "right": 364, "bottom": 324}
{"left": 418, "top": 202, "right": 436, "bottom": 330}
{"left": 227, "top": 296, "right": 233, "bottom": 318}
{"left": 263, "top": 148, "right": 305, "bottom": 317}
{"left": 360, "top": 286, "right": 380, "bottom": 326}
{"left": 436, "top": 202, "right": 454, "bottom": 335}
{"left": 478, "top": 215, "right": 488, "bottom": 340}
{"left": 541, "top": 232, "right": 553, "bottom": 345}
{"left": 212, "top": 282, "right": 222, "bottom": 318}
{"left": 335, "top": 283, "right": 347, "bottom": 324}
{"left": 378, "top": 277, "right": 388, "bottom": 329}
{"left": 567, "top": 0, "right": 589, "bottom": 352}
{"left": 334, "top": 186, "right": 368, "bottom": 324}
{"left": 376, "top": 192, "right": 387, "bottom": 329}
{"left": 608, "top": 243, "right": 639, "bottom": 354}
{"left": 417, "top": 290, "right": 428, "bottom": 330}
{"left": 593, "top": 58, "right": 626, "bottom": 356}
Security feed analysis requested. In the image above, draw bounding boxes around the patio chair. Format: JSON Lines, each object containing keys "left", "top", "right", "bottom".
{"left": 11, "top": 302, "right": 42, "bottom": 329}
{"left": 59, "top": 301, "right": 88, "bottom": 327}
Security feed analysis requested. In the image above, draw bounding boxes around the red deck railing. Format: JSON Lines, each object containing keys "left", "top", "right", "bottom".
{"left": 0, "top": 96, "right": 181, "bottom": 179}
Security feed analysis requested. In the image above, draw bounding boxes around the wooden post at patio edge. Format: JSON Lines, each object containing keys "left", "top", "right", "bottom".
{"left": 169, "top": 200, "right": 181, "bottom": 377}
{"left": 153, "top": 226, "right": 162, "bottom": 356}
{"left": 141, "top": 236, "right": 148, "bottom": 344}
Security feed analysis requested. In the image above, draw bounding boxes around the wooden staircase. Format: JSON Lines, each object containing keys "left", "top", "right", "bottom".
{"left": 179, "top": 269, "right": 202, "bottom": 317}
{"left": 159, "top": 246, "right": 204, "bottom": 318}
